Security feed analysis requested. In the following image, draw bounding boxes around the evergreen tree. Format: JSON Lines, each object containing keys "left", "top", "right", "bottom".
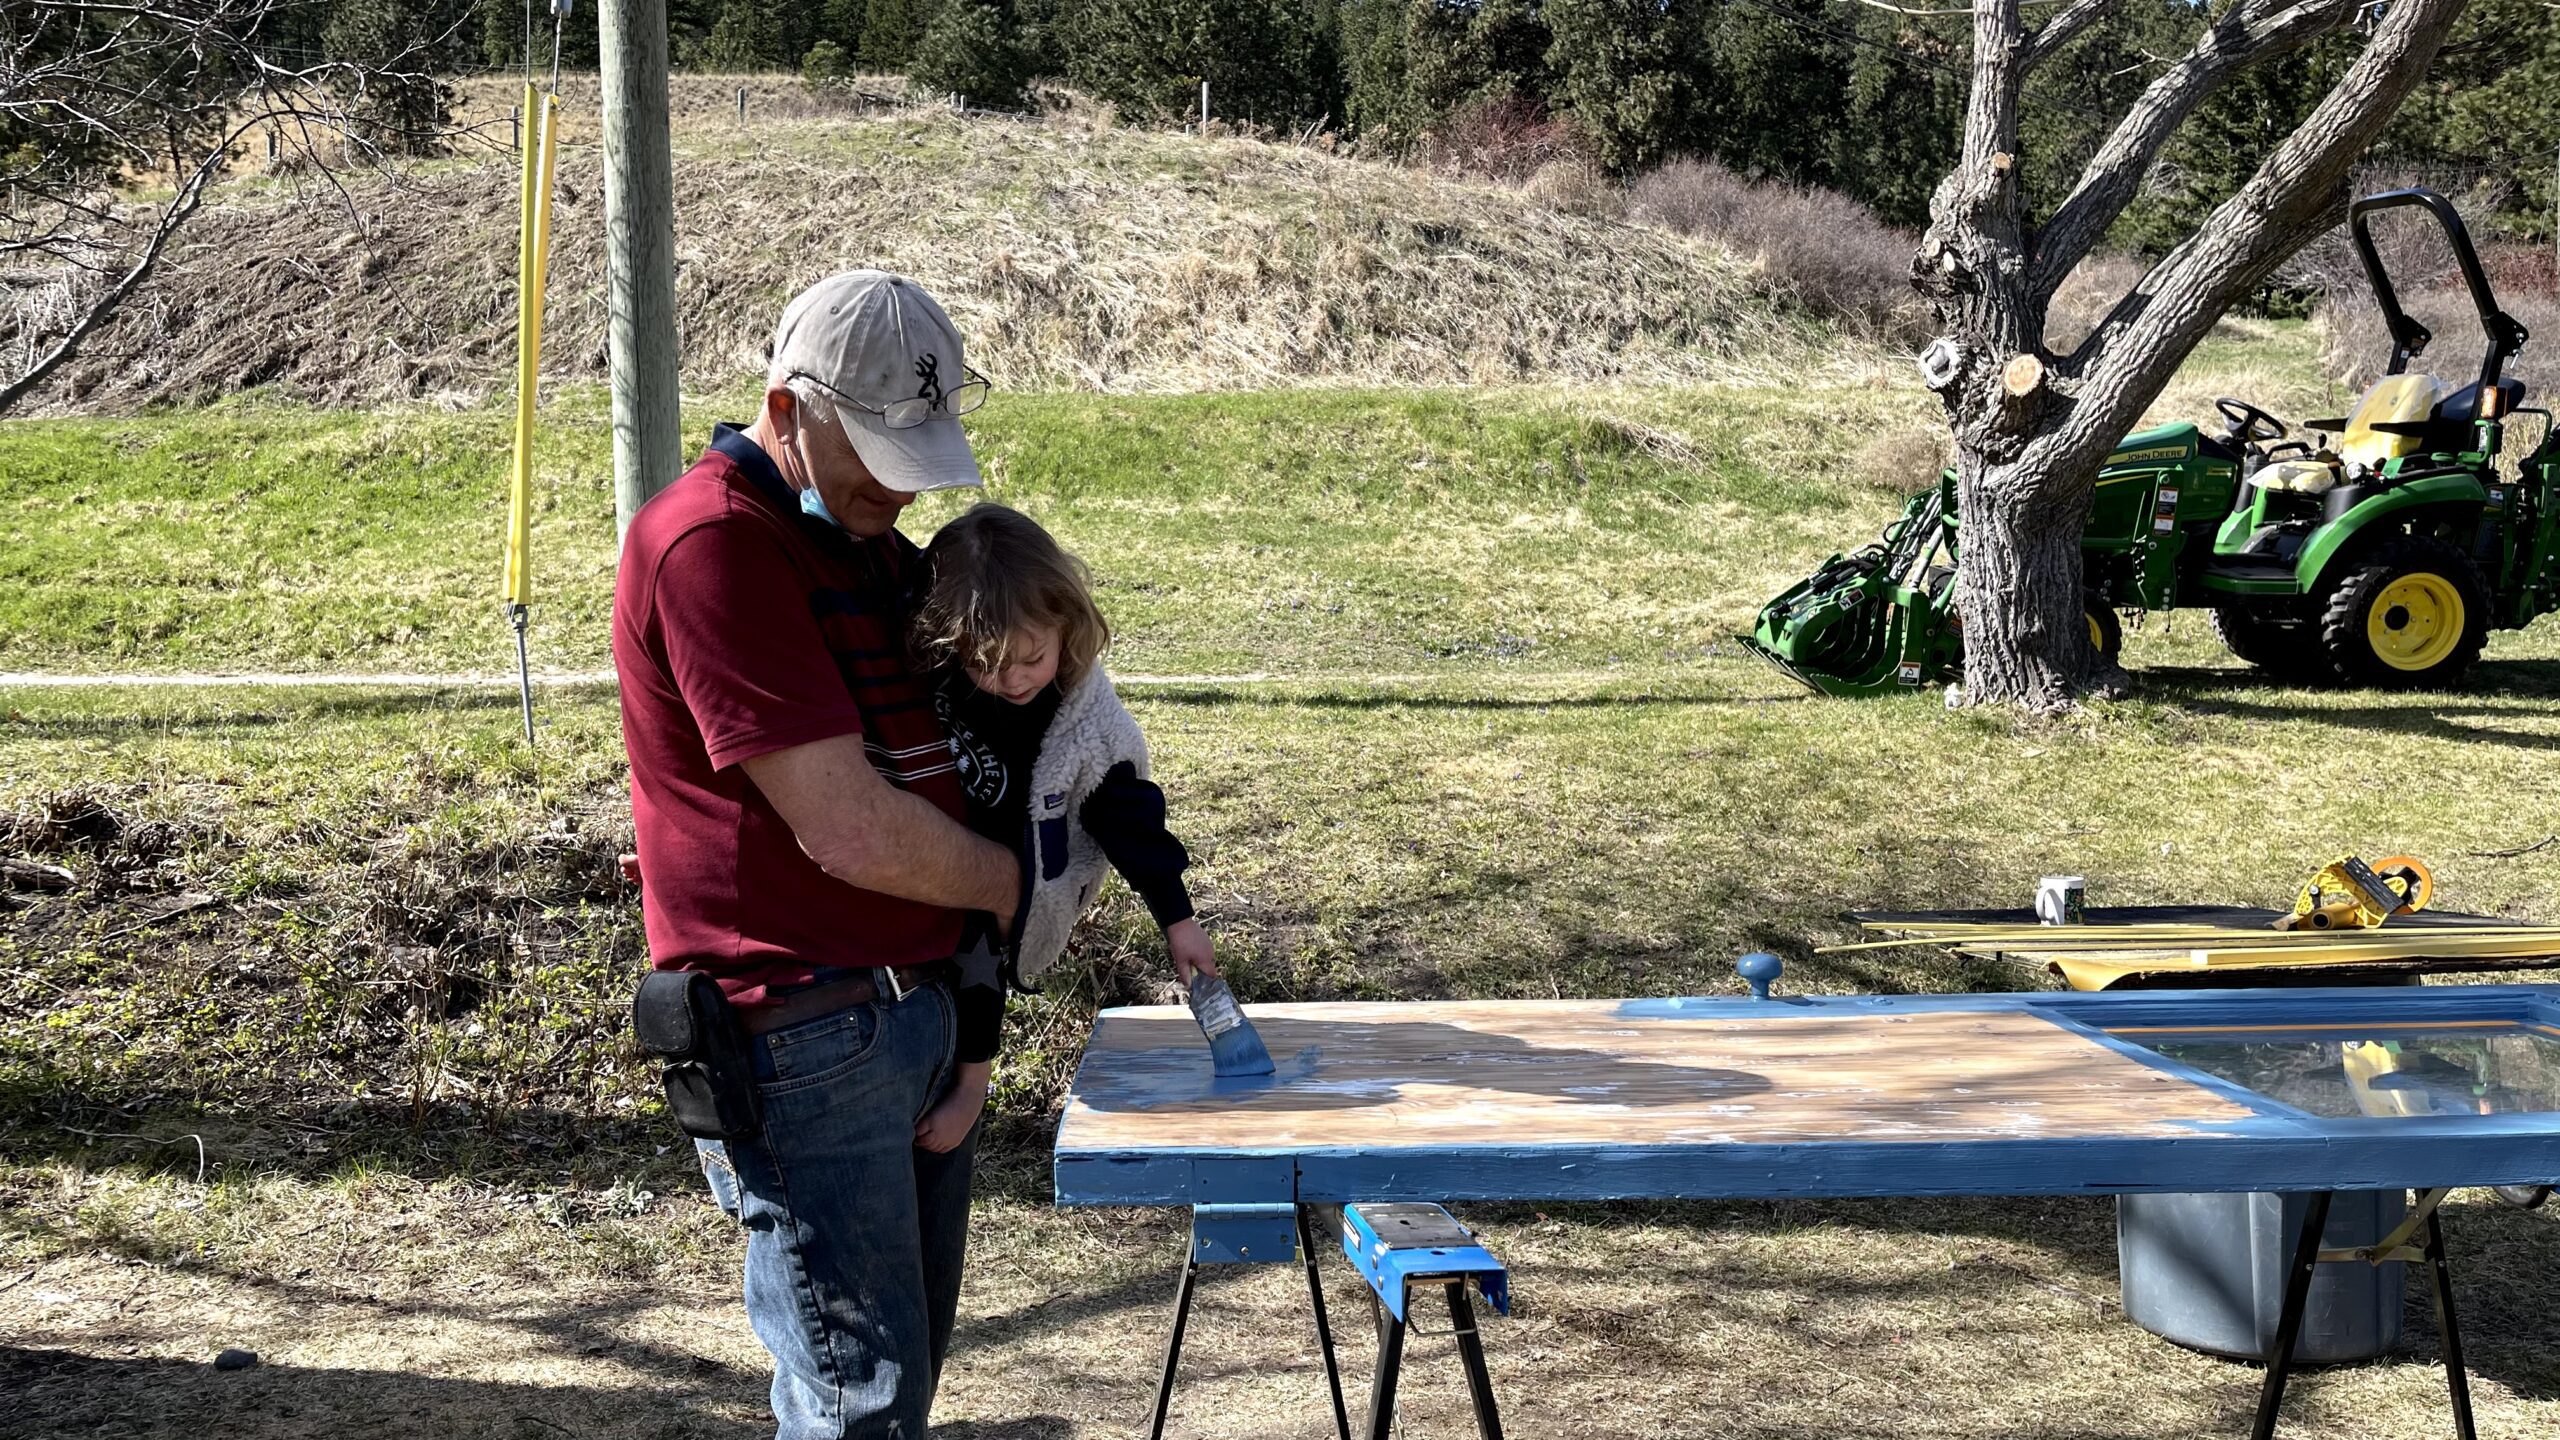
{"left": 1061, "top": 0, "right": 1339, "bottom": 127}
{"left": 1824, "top": 14, "right": 1966, "bottom": 227}
{"left": 912, "top": 0, "right": 1034, "bottom": 105}
{"left": 861, "top": 0, "right": 938, "bottom": 71}
{"left": 804, "top": 38, "right": 856, "bottom": 82}
{"left": 2388, "top": 0, "right": 2560, "bottom": 241}
{"left": 1336, "top": 0, "right": 1414, "bottom": 143}
{"left": 821, "top": 0, "right": 870, "bottom": 62}
{"left": 1697, "top": 1, "right": 1852, "bottom": 186}
{"left": 321, "top": 0, "right": 468, "bottom": 154}
{"left": 702, "top": 0, "right": 784, "bottom": 69}
{"left": 1540, "top": 0, "right": 1709, "bottom": 171}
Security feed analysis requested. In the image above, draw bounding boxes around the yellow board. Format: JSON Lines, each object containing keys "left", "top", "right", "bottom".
{"left": 502, "top": 87, "right": 559, "bottom": 609}
{"left": 2045, "top": 937, "right": 2560, "bottom": 991}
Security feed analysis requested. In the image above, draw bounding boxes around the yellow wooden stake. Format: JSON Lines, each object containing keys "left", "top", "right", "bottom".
{"left": 504, "top": 87, "right": 557, "bottom": 611}
{"left": 502, "top": 87, "right": 560, "bottom": 743}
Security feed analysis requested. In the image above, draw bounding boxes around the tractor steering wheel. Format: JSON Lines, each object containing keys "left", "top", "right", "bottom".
{"left": 2216, "top": 397, "right": 2289, "bottom": 445}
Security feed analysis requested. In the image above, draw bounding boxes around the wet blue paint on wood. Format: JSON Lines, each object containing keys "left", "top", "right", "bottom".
{"left": 1053, "top": 986, "right": 2560, "bottom": 1207}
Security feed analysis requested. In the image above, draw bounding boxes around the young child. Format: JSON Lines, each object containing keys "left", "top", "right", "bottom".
{"left": 909, "top": 503, "right": 1217, "bottom": 1152}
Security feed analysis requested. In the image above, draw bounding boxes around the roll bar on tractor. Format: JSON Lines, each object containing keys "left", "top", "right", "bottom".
{"left": 2350, "top": 187, "right": 2531, "bottom": 402}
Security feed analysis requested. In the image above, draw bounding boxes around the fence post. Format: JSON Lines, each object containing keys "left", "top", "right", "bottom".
{"left": 599, "top": 0, "right": 684, "bottom": 539}
{"left": 737, "top": 86, "right": 747, "bottom": 127}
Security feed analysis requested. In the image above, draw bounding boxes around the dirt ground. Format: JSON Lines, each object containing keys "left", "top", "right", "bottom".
{"left": 6, "top": 1153, "right": 2556, "bottom": 1440}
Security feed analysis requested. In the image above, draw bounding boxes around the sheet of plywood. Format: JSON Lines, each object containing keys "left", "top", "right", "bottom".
{"left": 1055, "top": 999, "right": 2259, "bottom": 1156}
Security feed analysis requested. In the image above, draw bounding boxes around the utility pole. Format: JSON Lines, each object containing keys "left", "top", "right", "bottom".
{"left": 598, "top": 0, "right": 684, "bottom": 540}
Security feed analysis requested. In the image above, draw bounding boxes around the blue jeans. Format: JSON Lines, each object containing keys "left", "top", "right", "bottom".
{"left": 697, "top": 984, "right": 976, "bottom": 1440}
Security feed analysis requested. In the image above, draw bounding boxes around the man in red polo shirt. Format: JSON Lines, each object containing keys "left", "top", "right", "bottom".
{"left": 615, "top": 271, "right": 1016, "bottom": 1440}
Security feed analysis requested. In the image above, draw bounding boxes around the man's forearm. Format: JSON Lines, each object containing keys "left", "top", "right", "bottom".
{"left": 824, "top": 782, "right": 1019, "bottom": 917}
{"left": 741, "top": 734, "right": 1019, "bottom": 919}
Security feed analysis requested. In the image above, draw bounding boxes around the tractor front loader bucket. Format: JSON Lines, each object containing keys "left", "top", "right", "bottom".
{"left": 1743, "top": 489, "right": 1960, "bottom": 697}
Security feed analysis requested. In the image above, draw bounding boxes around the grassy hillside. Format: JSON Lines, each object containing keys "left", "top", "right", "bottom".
{"left": 17, "top": 79, "right": 1836, "bottom": 415}
{"left": 0, "top": 383, "right": 1920, "bottom": 673}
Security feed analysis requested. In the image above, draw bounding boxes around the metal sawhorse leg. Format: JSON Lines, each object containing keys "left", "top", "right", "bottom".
{"left": 2250, "top": 1188, "right": 2475, "bottom": 1440}
{"left": 1362, "top": 1272, "right": 1504, "bottom": 1440}
{"left": 1342, "top": 1203, "right": 1510, "bottom": 1440}
{"left": 1150, "top": 1203, "right": 1352, "bottom": 1440}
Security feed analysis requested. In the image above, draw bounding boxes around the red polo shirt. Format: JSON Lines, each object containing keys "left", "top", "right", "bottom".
{"left": 613, "top": 425, "right": 967, "bottom": 1011}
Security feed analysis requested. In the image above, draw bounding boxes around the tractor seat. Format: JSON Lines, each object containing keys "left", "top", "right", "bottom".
{"left": 2255, "top": 458, "right": 2343, "bottom": 495}
{"left": 2337, "top": 373, "right": 2444, "bottom": 470}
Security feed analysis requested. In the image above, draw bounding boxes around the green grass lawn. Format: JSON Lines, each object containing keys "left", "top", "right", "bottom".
{"left": 0, "top": 380, "right": 1940, "bottom": 675}
{"left": 0, "top": 316, "right": 2448, "bottom": 679}
{"left": 9, "top": 330, "right": 2560, "bottom": 1437}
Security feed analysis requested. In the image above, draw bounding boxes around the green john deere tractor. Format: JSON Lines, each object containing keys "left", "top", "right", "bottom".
{"left": 1746, "top": 187, "right": 2554, "bottom": 695}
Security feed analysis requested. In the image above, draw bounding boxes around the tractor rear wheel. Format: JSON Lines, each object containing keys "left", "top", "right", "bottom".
{"left": 2318, "top": 536, "right": 2490, "bottom": 689}
{"left": 2209, "top": 603, "right": 2331, "bottom": 682}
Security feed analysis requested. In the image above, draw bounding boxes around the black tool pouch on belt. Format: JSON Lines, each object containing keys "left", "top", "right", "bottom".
{"left": 632, "top": 970, "right": 762, "bottom": 1141}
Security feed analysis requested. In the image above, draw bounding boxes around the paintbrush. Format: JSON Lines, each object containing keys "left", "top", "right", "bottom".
{"left": 1185, "top": 972, "right": 1275, "bottom": 1077}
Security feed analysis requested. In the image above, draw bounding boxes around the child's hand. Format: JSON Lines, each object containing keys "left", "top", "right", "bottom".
{"left": 916, "top": 1062, "right": 991, "bottom": 1153}
{"left": 1166, "top": 917, "right": 1218, "bottom": 984}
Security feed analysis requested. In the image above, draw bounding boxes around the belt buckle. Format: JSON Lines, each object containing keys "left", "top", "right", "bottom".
{"left": 876, "top": 966, "right": 913, "bottom": 1003}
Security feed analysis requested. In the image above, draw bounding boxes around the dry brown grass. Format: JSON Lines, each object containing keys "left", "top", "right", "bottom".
{"left": 1626, "top": 159, "right": 1932, "bottom": 349}
{"left": 1852, "top": 423, "right": 1949, "bottom": 495}
{"left": 11, "top": 77, "right": 1828, "bottom": 415}
{"left": 6, "top": 1160, "right": 2554, "bottom": 1440}
{"left": 2046, "top": 251, "right": 2152, "bottom": 354}
{"left": 2320, "top": 284, "right": 2560, "bottom": 397}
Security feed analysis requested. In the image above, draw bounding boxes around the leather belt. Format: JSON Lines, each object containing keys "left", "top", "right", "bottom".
{"left": 741, "top": 960, "right": 958, "bottom": 1039}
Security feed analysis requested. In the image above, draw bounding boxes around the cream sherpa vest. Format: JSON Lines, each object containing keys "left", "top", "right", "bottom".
{"left": 1012, "top": 665, "right": 1149, "bottom": 984}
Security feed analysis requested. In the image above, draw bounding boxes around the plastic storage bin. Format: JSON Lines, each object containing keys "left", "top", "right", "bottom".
{"left": 2117, "top": 1188, "right": 2406, "bottom": 1363}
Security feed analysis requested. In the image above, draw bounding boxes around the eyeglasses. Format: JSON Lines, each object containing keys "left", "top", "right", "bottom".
{"left": 790, "top": 367, "right": 991, "bottom": 429}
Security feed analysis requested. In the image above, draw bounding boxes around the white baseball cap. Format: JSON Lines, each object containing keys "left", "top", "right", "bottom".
{"left": 771, "top": 271, "right": 986, "bottom": 493}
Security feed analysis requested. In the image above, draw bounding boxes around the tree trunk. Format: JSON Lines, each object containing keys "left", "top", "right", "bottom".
{"left": 1954, "top": 454, "right": 2104, "bottom": 711}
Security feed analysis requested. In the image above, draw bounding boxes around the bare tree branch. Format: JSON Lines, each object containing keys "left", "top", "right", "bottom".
{"left": 2036, "top": 0, "right": 2474, "bottom": 478}
{"left": 0, "top": 115, "right": 246, "bottom": 414}
{"left": 2019, "top": 0, "right": 2121, "bottom": 70}
{"left": 0, "top": 0, "right": 462, "bottom": 413}
{"left": 2027, "top": 0, "right": 2364, "bottom": 299}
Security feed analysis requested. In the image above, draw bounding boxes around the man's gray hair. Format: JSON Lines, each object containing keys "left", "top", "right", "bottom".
{"left": 774, "top": 368, "right": 844, "bottom": 428}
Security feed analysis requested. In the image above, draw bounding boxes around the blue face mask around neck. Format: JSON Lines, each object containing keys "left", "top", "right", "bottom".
{"left": 798, "top": 482, "right": 839, "bottom": 529}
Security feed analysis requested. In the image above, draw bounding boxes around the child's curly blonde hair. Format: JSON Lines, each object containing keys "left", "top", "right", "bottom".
{"left": 914, "top": 504, "right": 1111, "bottom": 689}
